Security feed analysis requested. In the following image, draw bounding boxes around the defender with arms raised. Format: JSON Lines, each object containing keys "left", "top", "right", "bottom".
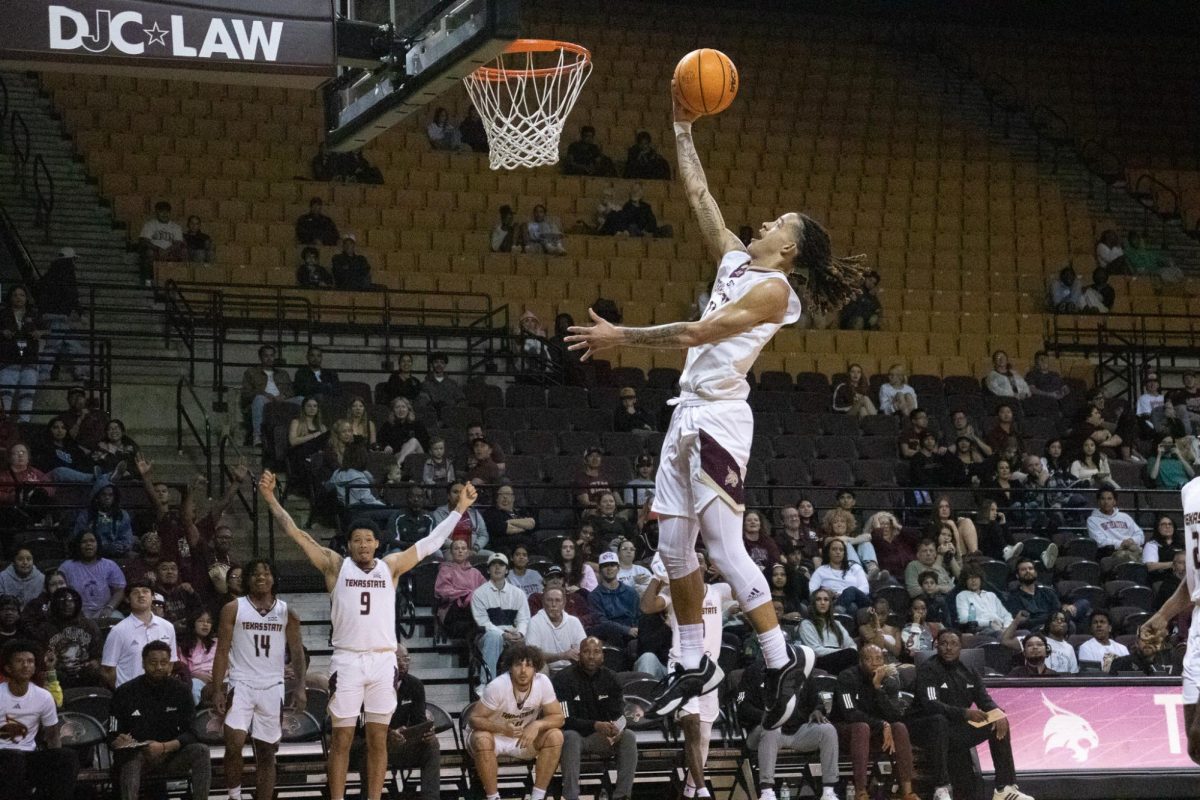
{"left": 259, "top": 470, "right": 477, "bottom": 800}
{"left": 567, "top": 83, "right": 864, "bottom": 740}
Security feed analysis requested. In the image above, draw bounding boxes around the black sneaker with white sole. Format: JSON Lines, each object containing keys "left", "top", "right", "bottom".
{"left": 643, "top": 654, "right": 724, "bottom": 718}
{"left": 761, "top": 644, "right": 816, "bottom": 730}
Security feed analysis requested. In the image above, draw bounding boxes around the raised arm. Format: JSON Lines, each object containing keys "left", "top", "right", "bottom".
{"left": 210, "top": 599, "right": 238, "bottom": 714}
{"left": 384, "top": 483, "right": 478, "bottom": 580}
{"left": 671, "top": 82, "right": 745, "bottom": 262}
{"left": 259, "top": 470, "right": 342, "bottom": 589}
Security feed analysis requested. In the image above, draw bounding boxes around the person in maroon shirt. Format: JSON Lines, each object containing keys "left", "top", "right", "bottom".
{"left": 868, "top": 511, "right": 920, "bottom": 577}
{"left": 573, "top": 447, "right": 612, "bottom": 514}
{"left": 0, "top": 442, "right": 54, "bottom": 506}
{"left": 61, "top": 386, "right": 109, "bottom": 452}
{"left": 742, "top": 509, "right": 783, "bottom": 569}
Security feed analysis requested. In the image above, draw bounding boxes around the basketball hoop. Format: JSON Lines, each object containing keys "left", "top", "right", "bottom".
{"left": 463, "top": 39, "right": 592, "bottom": 170}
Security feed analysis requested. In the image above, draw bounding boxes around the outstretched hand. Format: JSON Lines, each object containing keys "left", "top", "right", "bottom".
{"left": 455, "top": 482, "right": 479, "bottom": 513}
{"left": 671, "top": 79, "right": 700, "bottom": 125}
{"left": 564, "top": 308, "right": 620, "bottom": 362}
{"left": 259, "top": 470, "right": 278, "bottom": 499}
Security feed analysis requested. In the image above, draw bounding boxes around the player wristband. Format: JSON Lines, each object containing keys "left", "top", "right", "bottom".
{"left": 673, "top": 122, "right": 692, "bottom": 137}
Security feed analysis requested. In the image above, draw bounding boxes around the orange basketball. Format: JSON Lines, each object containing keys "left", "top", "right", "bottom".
{"left": 673, "top": 49, "right": 739, "bottom": 116}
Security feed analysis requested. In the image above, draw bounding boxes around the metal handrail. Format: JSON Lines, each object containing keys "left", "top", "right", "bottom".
{"left": 31, "top": 153, "right": 53, "bottom": 243}
{"left": 0, "top": 202, "right": 40, "bottom": 285}
{"left": 176, "top": 377, "right": 213, "bottom": 491}
{"left": 9, "top": 110, "right": 29, "bottom": 196}
{"left": 0, "top": 74, "right": 8, "bottom": 151}
{"left": 1133, "top": 173, "right": 1182, "bottom": 219}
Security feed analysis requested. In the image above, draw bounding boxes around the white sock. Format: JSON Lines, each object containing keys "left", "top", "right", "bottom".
{"left": 758, "top": 626, "right": 789, "bottom": 669}
{"left": 531, "top": 788, "right": 547, "bottom": 800}
{"left": 679, "top": 623, "right": 704, "bottom": 669}
{"left": 486, "top": 794, "right": 500, "bottom": 800}
{"left": 822, "top": 786, "right": 838, "bottom": 798}
{"left": 228, "top": 789, "right": 242, "bottom": 800}
{"left": 759, "top": 788, "right": 777, "bottom": 800}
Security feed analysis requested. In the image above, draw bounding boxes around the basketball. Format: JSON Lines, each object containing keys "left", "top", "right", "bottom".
{"left": 674, "top": 49, "right": 739, "bottom": 116}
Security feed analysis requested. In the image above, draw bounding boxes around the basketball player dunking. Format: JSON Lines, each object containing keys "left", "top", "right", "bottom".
{"left": 567, "top": 83, "right": 866, "bottom": 732}
{"left": 259, "top": 471, "right": 478, "bottom": 800}
{"left": 211, "top": 558, "right": 307, "bottom": 800}
{"left": 1145, "top": 474, "right": 1200, "bottom": 763}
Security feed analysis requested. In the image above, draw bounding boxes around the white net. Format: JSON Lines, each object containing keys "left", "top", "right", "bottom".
{"left": 463, "top": 41, "right": 592, "bottom": 170}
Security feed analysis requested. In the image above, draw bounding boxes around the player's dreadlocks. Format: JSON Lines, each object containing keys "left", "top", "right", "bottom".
{"left": 791, "top": 214, "right": 868, "bottom": 315}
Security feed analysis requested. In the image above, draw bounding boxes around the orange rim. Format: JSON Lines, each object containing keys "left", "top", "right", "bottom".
{"left": 471, "top": 38, "right": 591, "bottom": 81}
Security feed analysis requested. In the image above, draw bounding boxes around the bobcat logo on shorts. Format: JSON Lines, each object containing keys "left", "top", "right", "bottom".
{"left": 725, "top": 467, "right": 740, "bottom": 489}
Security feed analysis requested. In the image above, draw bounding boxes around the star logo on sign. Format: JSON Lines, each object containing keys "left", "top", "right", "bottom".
{"left": 144, "top": 22, "right": 169, "bottom": 46}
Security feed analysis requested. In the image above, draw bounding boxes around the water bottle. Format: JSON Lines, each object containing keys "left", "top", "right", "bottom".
{"left": 967, "top": 603, "right": 978, "bottom": 633}
{"left": 780, "top": 784, "right": 791, "bottom": 800}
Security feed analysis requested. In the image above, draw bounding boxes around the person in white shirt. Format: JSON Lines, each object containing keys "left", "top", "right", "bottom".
{"left": 136, "top": 201, "right": 185, "bottom": 286}
{"left": 1095, "top": 229, "right": 1127, "bottom": 272}
{"left": 524, "top": 205, "right": 566, "bottom": 256}
{"left": 1136, "top": 372, "right": 1167, "bottom": 430}
{"left": 426, "top": 107, "right": 464, "bottom": 151}
{"left": 101, "top": 582, "right": 177, "bottom": 688}
{"left": 1086, "top": 488, "right": 1144, "bottom": 563}
{"left": 984, "top": 350, "right": 1031, "bottom": 400}
{"left": 471, "top": 553, "right": 531, "bottom": 689}
{"left": 0, "top": 639, "right": 78, "bottom": 800}
{"left": 954, "top": 564, "right": 1013, "bottom": 635}
{"left": 614, "top": 538, "right": 653, "bottom": 594}
{"left": 467, "top": 644, "right": 564, "bottom": 800}
{"left": 524, "top": 587, "right": 586, "bottom": 673}
{"left": 1077, "top": 610, "right": 1129, "bottom": 672}
{"left": 808, "top": 539, "right": 871, "bottom": 615}
{"left": 878, "top": 363, "right": 917, "bottom": 417}
{"left": 505, "top": 545, "right": 544, "bottom": 598}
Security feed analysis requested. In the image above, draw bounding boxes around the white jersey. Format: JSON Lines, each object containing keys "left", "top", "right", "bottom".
{"left": 664, "top": 581, "right": 732, "bottom": 664}
{"left": 331, "top": 558, "right": 397, "bottom": 652}
{"left": 679, "top": 250, "right": 801, "bottom": 402}
{"left": 228, "top": 596, "right": 289, "bottom": 688}
{"left": 1183, "top": 477, "right": 1200, "bottom": 603}
{"left": 479, "top": 672, "right": 557, "bottom": 734}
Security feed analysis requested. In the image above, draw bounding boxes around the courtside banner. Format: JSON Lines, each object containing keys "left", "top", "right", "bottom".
{"left": 978, "top": 684, "right": 1197, "bottom": 772}
{"left": 4, "top": 0, "right": 334, "bottom": 86}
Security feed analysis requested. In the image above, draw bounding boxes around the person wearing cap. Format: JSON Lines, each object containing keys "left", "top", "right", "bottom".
{"left": 101, "top": 581, "right": 177, "bottom": 688}
{"left": 613, "top": 386, "right": 655, "bottom": 433}
{"left": 588, "top": 552, "right": 640, "bottom": 650}
{"left": 574, "top": 447, "right": 613, "bottom": 513}
{"left": 624, "top": 454, "right": 657, "bottom": 509}
{"left": 34, "top": 248, "right": 87, "bottom": 383}
{"left": 470, "top": 553, "right": 530, "bottom": 689}
{"left": 515, "top": 308, "right": 552, "bottom": 377}
{"left": 239, "top": 343, "right": 302, "bottom": 447}
{"left": 529, "top": 566, "right": 596, "bottom": 630}
{"left": 421, "top": 353, "right": 465, "bottom": 418}
{"left": 294, "top": 197, "right": 341, "bottom": 246}
{"left": 1136, "top": 372, "right": 1168, "bottom": 433}
{"left": 331, "top": 232, "right": 374, "bottom": 291}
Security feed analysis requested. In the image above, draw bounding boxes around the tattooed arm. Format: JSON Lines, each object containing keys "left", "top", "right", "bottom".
{"left": 672, "top": 83, "right": 746, "bottom": 261}
{"left": 565, "top": 280, "right": 789, "bottom": 360}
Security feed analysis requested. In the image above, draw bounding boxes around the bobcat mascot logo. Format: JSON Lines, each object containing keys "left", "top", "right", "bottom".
{"left": 1041, "top": 693, "right": 1099, "bottom": 762}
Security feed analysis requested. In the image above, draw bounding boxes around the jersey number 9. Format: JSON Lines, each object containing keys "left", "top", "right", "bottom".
{"left": 360, "top": 591, "right": 371, "bottom": 615}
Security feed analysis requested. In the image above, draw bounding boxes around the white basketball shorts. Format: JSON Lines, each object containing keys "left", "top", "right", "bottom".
{"left": 225, "top": 681, "right": 285, "bottom": 743}
{"left": 1183, "top": 605, "right": 1200, "bottom": 704}
{"left": 328, "top": 649, "right": 398, "bottom": 722}
{"left": 652, "top": 399, "right": 752, "bottom": 518}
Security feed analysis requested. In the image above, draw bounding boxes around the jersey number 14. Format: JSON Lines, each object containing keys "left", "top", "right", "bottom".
{"left": 252, "top": 634, "right": 272, "bottom": 658}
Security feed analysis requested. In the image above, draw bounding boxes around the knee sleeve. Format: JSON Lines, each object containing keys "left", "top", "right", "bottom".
{"left": 699, "top": 501, "right": 772, "bottom": 612}
{"left": 658, "top": 515, "right": 700, "bottom": 580}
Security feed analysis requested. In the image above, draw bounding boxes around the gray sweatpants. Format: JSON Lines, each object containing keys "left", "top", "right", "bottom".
{"left": 118, "top": 742, "right": 212, "bottom": 800}
{"left": 750, "top": 721, "right": 839, "bottom": 786}
{"left": 560, "top": 729, "right": 638, "bottom": 800}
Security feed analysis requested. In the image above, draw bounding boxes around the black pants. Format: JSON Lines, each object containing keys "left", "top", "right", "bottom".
{"left": 0, "top": 747, "right": 80, "bottom": 800}
{"left": 904, "top": 714, "right": 951, "bottom": 786}
{"left": 946, "top": 719, "right": 1016, "bottom": 790}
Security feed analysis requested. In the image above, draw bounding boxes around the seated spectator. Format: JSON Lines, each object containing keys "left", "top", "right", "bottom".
{"left": 34, "top": 248, "right": 87, "bottom": 384}
{"left": 100, "top": 583, "right": 175, "bottom": 687}
{"left": 1150, "top": 435, "right": 1195, "bottom": 489}
{"left": 490, "top": 204, "right": 525, "bottom": 253}
{"left": 623, "top": 130, "right": 671, "bottom": 180}
{"left": 857, "top": 597, "right": 903, "bottom": 660}
{"left": 1126, "top": 230, "right": 1184, "bottom": 284}
{"left": 59, "top": 531, "right": 126, "bottom": 621}
{"left": 1071, "top": 436, "right": 1117, "bottom": 489}
{"left": 613, "top": 386, "right": 655, "bottom": 433}
{"left": 904, "top": 539, "right": 957, "bottom": 598}
{"left": 530, "top": 566, "right": 596, "bottom": 630}
{"left": 176, "top": 610, "right": 216, "bottom": 703}
{"left": 586, "top": 492, "right": 631, "bottom": 550}
{"left": 32, "top": 416, "right": 94, "bottom": 483}
{"left": 1005, "top": 633, "right": 1057, "bottom": 677}
{"left": 92, "top": 418, "right": 139, "bottom": 475}
{"left": 526, "top": 586, "right": 585, "bottom": 673}
{"left": 616, "top": 184, "right": 670, "bottom": 237}
{"left": 915, "top": 631, "right": 1034, "bottom": 800}
{"left": 900, "top": 596, "right": 943, "bottom": 656}
{"left": 506, "top": 545, "right": 543, "bottom": 598}
{"left": 431, "top": 482, "right": 489, "bottom": 556}
{"left": 897, "top": 408, "right": 935, "bottom": 459}
{"left": 1087, "top": 488, "right": 1143, "bottom": 564}
{"left": 948, "top": 410, "right": 993, "bottom": 461}
{"left": 331, "top": 233, "right": 374, "bottom": 290}
{"left": 154, "top": 560, "right": 201, "bottom": 632}
{"left": 1004, "top": 557, "right": 1077, "bottom": 631}
{"left": 182, "top": 216, "right": 214, "bottom": 264}
{"left": 467, "top": 438, "right": 505, "bottom": 488}
{"left": 20, "top": 570, "right": 65, "bottom": 630}
{"left": 879, "top": 363, "right": 917, "bottom": 417}
{"left": 74, "top": 482, "right": 134, "bottom": 559}
{"left": 742, "top": 509, "right": 783, "bottom": 570}
{"left": 552, "top": 636, "right": 636, "bottom": 800}
{"left": 984, "top": 401, "right": 1024, "bottom": 454}
{"left": 426, "top": 107, "right": 465, "bottom": 151}
{"left": 1111, "top": 626, "right": 1183, "bottom": 675}
{"left": 137, "top": 201, "right": 185, "bottom": 285}
{"left": 740, "top": 655, "right": 840, "bottom": 800}
{"left": 820, "top": 507, "right": 877, "bottom": 572}
{"left": 808, "top": 539, "right": 870, "bottom": 616}
{"left": 557, "top": 537, "right": 598, "bottom": 594}
{"left": 0, "top": 639, "right": 79, "bottom": 800}
{"left": 0, "top": 444, "right": 54, "bottom": 524}
{"left": 466, "top": 645, "right": 563, "bottom": 800}
{"left": 838, "top": 270, "right": 882, "bottom": 331}
{"left": 930, "top": 495, "right": 981, "bottom": 558}
{"left": 574, "top": 447, "right": 613, "bottom": 515}
{"left": 296, "top": 246, "right": 334, "bottom": 289}
{"left": 422, "top": 353, "right": 465, "bottom": 419}
{"left": 122, "top": 530, "right": 163, "bottom": 588}
{"left": 525, "top": 205, "right": 567, "bottom": 255}
{"left": 613, "top": 538, "right": 651, "bottom": 594}
{"left": 293, "top": 345, "right": 340, "bottom": 399}
{"left": 0, "top": 595, "right": 22, "bottom": 648}
{"left": 379, "top": 397, "right": 426, "bottom": 464}
{"left": 343, "top": 150, "right": 384, "bottom": 184}
{"left": 908, "top": 431, "right": 955, "bottom": 488}
{"left": 1026, "top": 351, "right": 1069, "bottom": 400}
{"left": 1136, "top": 371, "right": 1168, "bottom": 434}
{"left": 109, "top": 640, "right": 210, "bottom": 800}
{"left": 1080, "top": 267, "right": 1114, "bottom": 313}
{"left": 868, "top": 511, "right": 918, "bottom": 578}
{"left": 1078, "top": 610, "right": 1129, "bottom": 672}
{"left": 434, "top": 539, "right": 485, "bottom": 639}
{"left": 382, "top": 352, "right": 423, "bottom": 406}
{"left": 985, "top": 350, "right": 1031, "bottom": 399}
{"left": 295, "top": 197, "right": 340, "bottom": 246}
{"left": 593, "top": 186, "right": 623, "bottom": 233}
{"left": 955, "top": 563, "right": 1012, "bottom": 636}
{"left": 240, "top": 344, "right": 303, "bottom": 447}
{"left": 325, "top": 443, "right": 393, "bottom": 533}
{"left": 562, "top": 126, "right": 615, "bottom": 176}
{"left": 420, "top": 437, "right": 455, "bottom": 485}
{"left": 0, "top": 546, "right": 42, "bottom": 608}
{"left": 798, "top": 588, "right": 857, "bottom": 673}
{"left": 514, "top": 309, "right": 553, "bottom": 381}
{"left": 1048, "top": 265, "right": 1084, "bottom": 313}
{"left": 389, "top": 486, "right": 431, "bottom": 550}
{"left": 1095, "top": 229, "right": 1128, "bottom": 273}
{"left": 471, "top": 553, "right": 530, "bottom": 687}
{"left": 769, "top": 563, "right": 805, "bottom": 621}
{"left": 460, "top": 105, "right": 488, "bottom": 153}
{"left": 483, "top": 485, "right": 536, "bottom": 555}
{"left": 975, "top": 498, "right": 1030, "bottom": 564}
{"left": 1002, "top": 610, "right": 1078, "bottom": 674}
{"left": 1144, "top": 515, "right": 1183, "bottom": 576}
{"left": 835, "top": 644, "right": 945, "bottom": 800}
{"left": 832, "top": 363, "right": 877, "bottom": 416}
{"left": 0, "top": 285, "right": 45, "bottom": 423}
{"left": 61, "top": 387, "right": 108, "bottom": 452}
{"left": 588, "top": 552, "right": 639, "bottom": 648}
{"left": 287, "top": 396, "right": 329, "bottom": 485}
